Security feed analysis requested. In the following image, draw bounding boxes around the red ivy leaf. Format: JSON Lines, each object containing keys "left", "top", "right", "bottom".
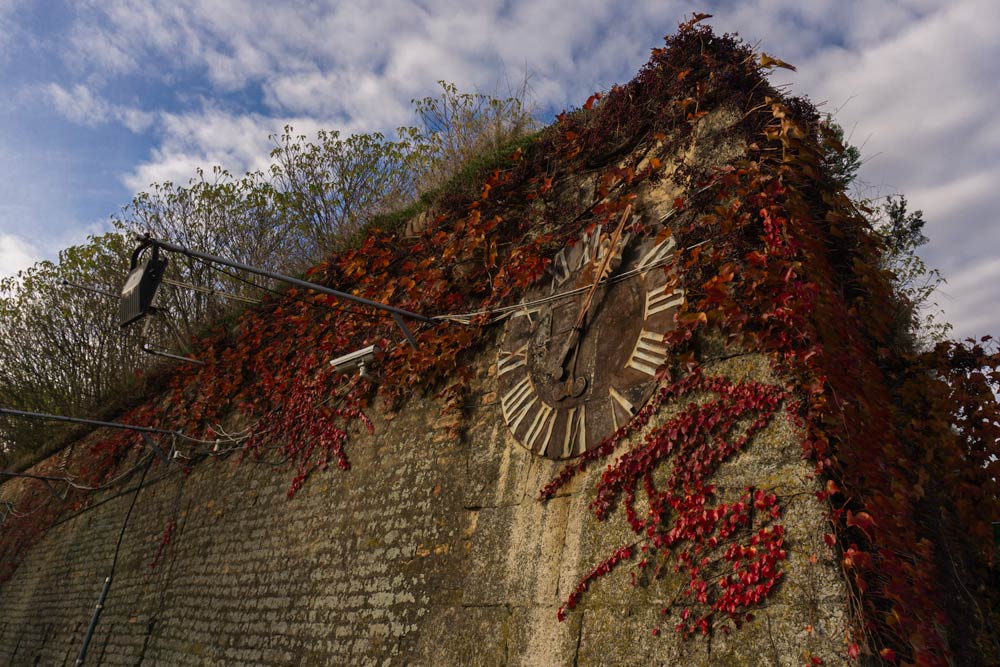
{"left": 846, "top": 510, "right": 875, "bottom": 538}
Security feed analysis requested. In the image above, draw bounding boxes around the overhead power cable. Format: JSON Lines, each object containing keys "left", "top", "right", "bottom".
{"left": 129, "top": 234, "right": 431, "bottom": 348}
{"left": 61, "top": 277, "right": 258, "bottom": 304}
{"left": 191, "top": 256, "right": 385, "bottom": 322}
{"left": 431, "top": 182, "right": 717, "bottom": 325}
{"left": 162, "top": 276, "right": 260, "bottom": 303}
{"left": 0, "top": 407, "right": 247, "bottom": 447}
{"left": 433, "top": 239, "right": 708, "bottom": 326}
{"left": 74, "top": 452, "right": 154, "bottom": 667}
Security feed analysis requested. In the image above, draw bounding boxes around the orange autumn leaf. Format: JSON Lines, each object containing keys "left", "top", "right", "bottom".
{"left": 759, "top": 53, "right": 797, "bottom": 71}
{"left": 678, "top": 311, "right": 708, "bottom": 326}
{"left": 583, "top": 92, "right": 603, "bottom": 110}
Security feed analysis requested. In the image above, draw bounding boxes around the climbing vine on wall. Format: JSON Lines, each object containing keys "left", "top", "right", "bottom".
{"left": 1, "top": 16, "right": 997, "bottom": 666}
{"left": 543, "top": 370, "right": 789, "bottom": 637}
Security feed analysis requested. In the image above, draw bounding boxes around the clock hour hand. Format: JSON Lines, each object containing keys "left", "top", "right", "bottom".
{"left": 549, "top": 323, "right": 583, "bottom": 380}
{"left": 548, "top": 205, "right": 633, "bottom": 395}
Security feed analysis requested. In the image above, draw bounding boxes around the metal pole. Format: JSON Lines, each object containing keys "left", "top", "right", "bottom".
{"left": 137, "top": 234, "right": 432, "bottom": 345}
{"left": 60, "top": 279, "right": 118, "bottom": 299}
{"left": 74, "top": 453, "right": 155, "bottom": 666}
{"left": 141, "top": 344, "right": 204, "bottom": 365}
{"left": 74, "top": 575, "right": 112, "bottom": 666}
{"left": 140, "top": 314, "right": 204, "bottom": 365}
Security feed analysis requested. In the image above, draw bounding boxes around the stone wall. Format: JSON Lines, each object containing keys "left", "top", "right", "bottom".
{"left": 0, "top": 349, "right": 850, "bottom": 666}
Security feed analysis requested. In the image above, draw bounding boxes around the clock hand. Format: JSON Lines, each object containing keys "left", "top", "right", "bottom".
{"left": 549, "top": 204, "right": 633, "bottom": 388}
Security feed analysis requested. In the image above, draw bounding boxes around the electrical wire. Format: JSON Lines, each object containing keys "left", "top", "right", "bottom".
{"left": 63, "top": 451, "right": 158, "bottom": 491}
{"left": 73, "top": 452, "right": 155, "bottom": 667}
{"left": 432, "top": 238, "right": 709, "bottom": 325}
{"left": 140, "top": 181, "right": 717, "bottom": 331}
{"left": 109, "top": 453, "right": 154, "bottom": 574}
{"left": 429, "top": 181, "right": 718, "bottom": 325}
{"left": 0, "top": 453, "right": 155, "bottom": 496}
{"left": 61, "top": 277, "right": 257, "bottom": 305}
{"left": 49, "top": 464, "right": 185, "bottom": 529}
{"left": 162, "top": 277, "right": 260, "bottom": 304}
{"left": 19, "top": 186, "right": 716, "bottom": 506}
{"left": 190, "top": 255, "right": 386, "bottom": 321}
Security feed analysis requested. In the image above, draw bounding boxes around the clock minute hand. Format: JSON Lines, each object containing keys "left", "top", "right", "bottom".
{"left": 549, "top": 204, "right": 633, "bottom": 383}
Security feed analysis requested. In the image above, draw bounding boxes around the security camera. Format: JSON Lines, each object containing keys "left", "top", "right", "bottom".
{"left": 329, "top": 344, "right": 381, "bottom": 378}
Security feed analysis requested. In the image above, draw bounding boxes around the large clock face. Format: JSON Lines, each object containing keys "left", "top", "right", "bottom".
{"left": 497, "top": 218, "right": 682, "bottom": 459}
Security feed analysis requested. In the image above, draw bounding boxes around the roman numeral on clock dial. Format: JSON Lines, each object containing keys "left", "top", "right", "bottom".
{"left": 560, "top": 405, "right": 587, "bottom": 458}
{"left": 498, "top": 344, "right": 528, "bottom": 377}
{"left": 501, "top": 376, "right": 534, "bottom": 426}
{"left": 636, "top": 236, "right": 676, "bottom": 275}
{"left": 511, "top": 303, "right": 542, "bottom": 324}
{"left": 523, "top": 403, "right": 555, "bottom": 455}
{"left": 499, "top": 369, "right": 583, "bottom": 458}
{"left": 627, "top": 329, "right": 669, "bottom": 377}
{"left": 644, "top": 286, "right": 684, "bottom": 319}
{"left": 549, "top": 251, "right": 573, "bottom": 292}
{"left": 608, "top": 387, "right": 637, "bottom": 430}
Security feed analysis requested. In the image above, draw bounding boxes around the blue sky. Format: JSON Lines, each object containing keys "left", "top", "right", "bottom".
{"left": 1, "top": 0, "right": 998, "bottom": 340}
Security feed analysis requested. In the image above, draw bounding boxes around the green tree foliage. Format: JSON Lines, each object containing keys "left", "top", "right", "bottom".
{"left": 821, "top": 120, "right": 949, "bottom": 348}
{"left": 268, "top": 128, "right": 425, "bottom": 264}
{"left": 821, "top": 119, "right": 862, "bottom": 190}
{"left": 0, "top": 233, "right": 144, "bottom": 464}
{"left": 872, "top": 195, "right": 951, "bottom": 349}
{"left": 412, "top": 80, "right": 537, "bottom": 192}
{"left": 1, "top": 81, "right": 536, "bottom": 464}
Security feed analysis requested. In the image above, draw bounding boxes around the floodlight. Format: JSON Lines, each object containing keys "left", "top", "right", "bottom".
{"left": 120, "top": 243, "right": 167, "bottom": 328}
{"left": 127, "top": 234, "right": 432, "bottom": 349}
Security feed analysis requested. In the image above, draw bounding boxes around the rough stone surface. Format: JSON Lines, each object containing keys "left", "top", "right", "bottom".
{"left": 0, "top": 347, "right": 850, "bottom": 666}
{"left": 0, "top": 109, "right": 850, "bottom": 665}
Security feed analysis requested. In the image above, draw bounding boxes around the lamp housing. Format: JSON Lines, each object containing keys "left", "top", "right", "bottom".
{"left": 120, "top": 248, "right": 167, "bottom": 328}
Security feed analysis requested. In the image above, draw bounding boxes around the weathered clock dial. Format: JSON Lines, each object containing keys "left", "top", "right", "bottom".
{"left": 498, "top": 215, "right": 682, "bottom": 459}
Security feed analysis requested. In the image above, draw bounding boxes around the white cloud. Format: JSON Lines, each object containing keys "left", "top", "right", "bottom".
{"left": 758, "top": 0, "right": 1000, "bottom": 338}
{"left": 122, "top": 108, "right": 328, "bottom": 191}
{"left": 0, "top": 232, "right": 40, "bottom": 278}
{"left": 936, "top": 257, "right": 1000, "bottom": 339}
{"left": 119, "top": 107, "right": 157, "bottom": 133}
{"left": 0, "top": 0, "right": 24, "bottom": 62}
{"left": 91, "top": 0, "right": 698, "bottom": 190}
{"left": 62, "top": 0, "right": 691, "bottom": 124}
{"left": 45, "top": 82, "right": 112, "bottom": 126}
{"left": 7, "top": 0, "right": 998, "bottom": 340}
{"left": 44, "top": 83, "right": 155, "bottom": 132}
